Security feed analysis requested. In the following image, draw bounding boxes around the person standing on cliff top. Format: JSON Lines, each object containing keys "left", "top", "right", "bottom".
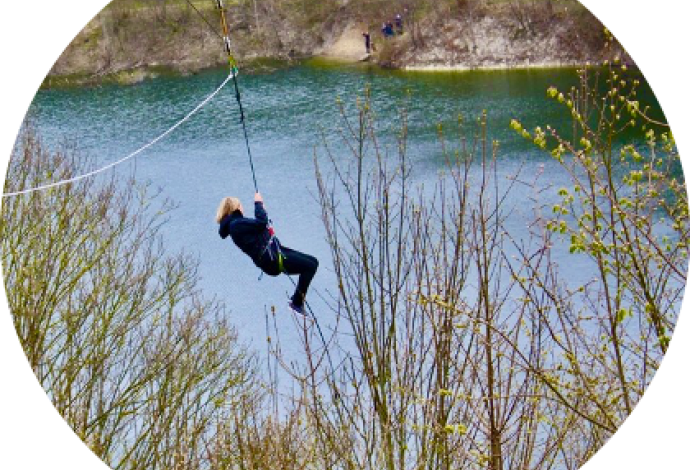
{"left": 395, "top": 13, "right": 403, "bottom": 34}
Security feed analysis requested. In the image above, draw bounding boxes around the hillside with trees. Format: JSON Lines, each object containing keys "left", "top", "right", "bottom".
{"left": 47, "top": 0, "right": 621, "bottom": 86}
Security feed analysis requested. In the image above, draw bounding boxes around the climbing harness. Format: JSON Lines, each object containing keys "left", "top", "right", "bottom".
{"left": 257, "top": 227, "right": 287, "bottom": 280}
{"left": 268, "top": 227, "right": 287, "bottom": 275}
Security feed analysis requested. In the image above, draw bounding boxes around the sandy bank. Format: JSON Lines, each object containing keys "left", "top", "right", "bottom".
{"left": 317, "top": 24, "right": 370, "bottom": 62}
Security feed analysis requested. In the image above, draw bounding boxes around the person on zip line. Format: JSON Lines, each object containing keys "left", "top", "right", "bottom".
{"left": 216, "top": 192, "right": 318, "bottom": 315}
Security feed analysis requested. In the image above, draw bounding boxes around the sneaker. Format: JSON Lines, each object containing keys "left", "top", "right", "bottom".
{"left": 289, "top": 301, "right": 312, "bottom": 321}
{"left": 289, "top": 300, "right": 304, "bottom": 314}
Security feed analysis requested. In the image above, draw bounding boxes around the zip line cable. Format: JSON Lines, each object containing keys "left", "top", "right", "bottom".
{"left": 3, "top": 72, "right": 235, "bottom": 198}
{"left": 214, "top": 0, "right": 259, "bottom": 192}
{"left": 3, "top": 1, "right": 241, "bottom": 198}
{"left": 184, "top": 0, "right": 224, "bottom": 41}
{"left": 232, "top": 70, "right": 258, "bottom": 192}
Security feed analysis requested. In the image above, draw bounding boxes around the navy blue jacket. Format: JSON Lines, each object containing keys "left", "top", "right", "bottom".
{"left": 219, "top": 202, "right": 272, "bottom": 266}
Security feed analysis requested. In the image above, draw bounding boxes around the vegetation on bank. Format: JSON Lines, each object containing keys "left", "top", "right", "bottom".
{"left": 3, "top": 31, "right": 686, "bottom": 469}
{"left": 48, "top": 0, "right": 615, "bottom": 86}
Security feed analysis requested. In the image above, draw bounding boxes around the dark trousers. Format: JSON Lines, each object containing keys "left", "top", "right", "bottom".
{"left": 258, "top": 245, "right": 318, "bottom": 307}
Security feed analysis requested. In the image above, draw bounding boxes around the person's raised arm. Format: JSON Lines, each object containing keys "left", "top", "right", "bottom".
{"left": 254, "top": 192, "right": 268, "bottom": 225}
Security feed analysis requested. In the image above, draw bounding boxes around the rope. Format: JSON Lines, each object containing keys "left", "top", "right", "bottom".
{"left": 3, "top": 73, "right": 235, "bottom": 198}
{"left": 213, "top": 0, "right": 258, "bottom": 193}
{"left": 231, "top": 73, "right": 258, "bottom": 192}
{"left": 206, "top": 2, "right": 328, "bottom": 374}
{"left": 184, "top": 0, "right": 224, "bottom": 41}
{"left": 285, "top": 274, "right": 340, "bottom": 383}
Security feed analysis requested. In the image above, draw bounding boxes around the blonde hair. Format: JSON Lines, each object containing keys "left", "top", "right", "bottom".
{"left": 216, "top": 197, "right": 241, "bottom": 223}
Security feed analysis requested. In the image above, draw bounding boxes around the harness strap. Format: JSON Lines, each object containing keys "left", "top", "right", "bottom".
{"left": 257, "top": 224, "right": 287, "bottom": 278}
{"left": 277, "top": 250, "right": 286, "bottom": 273}
{"left": 256, "top": 249, "right": 285, "bottom": 281}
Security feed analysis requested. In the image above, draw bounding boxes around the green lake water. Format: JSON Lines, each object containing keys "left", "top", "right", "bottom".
{"left": 24, "top": 59, "right": 667, "bottom": 354}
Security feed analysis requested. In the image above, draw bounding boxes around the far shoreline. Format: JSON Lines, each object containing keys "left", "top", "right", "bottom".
{"left": 401, "top": 61, "right": 588, "bottom": 72}
{"left": 41, "top": 56, "right": 607, "bottom": 89}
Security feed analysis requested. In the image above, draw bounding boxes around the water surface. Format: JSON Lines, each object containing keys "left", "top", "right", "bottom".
{"left": 25, "top": 60, "right": 665, "bottom": 360}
